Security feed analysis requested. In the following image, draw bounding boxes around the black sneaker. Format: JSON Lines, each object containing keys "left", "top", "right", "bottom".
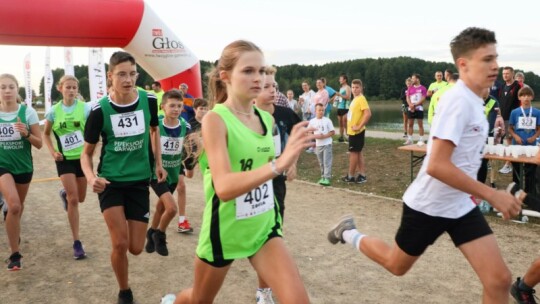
{"left": 118, "top": 288, "right": 134, "bottom": 304}
{"left": 341, "top": 175, "right": 355, "bottom": 183}
{"left": 511, "top": 277, "right": 538, "bottom": 304}
{"left": 152, "top": 230, "right": 169, "bottom": 256}
{"left": 507, "top": 182, "right": 520, "bottom": 196}
{"left": 6, "top": 252, "right": 22, "bottom": 271}
{"left": 144, "top": 228, "right": 155, "bottom": 253}
{"left": 356, "top": 175, "right": 367, "bottom": 184}
{"left": 338, "top": 137, "right": 344, "bottom": 143}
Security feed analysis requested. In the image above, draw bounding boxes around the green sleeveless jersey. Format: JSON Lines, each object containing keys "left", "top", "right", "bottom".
{"left": 196, "top": 104, "right": 282, "bottom": 262}
{"left": 0, "top": 105, "right": 33, "bottom": 175}
{"left": 98, "top": 90, "right": 151, "bottom": 182}
{"left": 158, "top": 117, "right": 187, "bottom": 184}
{"left": 52, "top": 100, "right": 86, "bottom": 160}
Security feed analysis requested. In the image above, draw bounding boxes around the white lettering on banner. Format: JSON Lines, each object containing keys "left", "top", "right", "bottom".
{"left": 23, "top": 53, "right": 32, "bottom": 107}
{"left": 44, "top": 47, "right": 53, "bottom": 114}
{"left": 0, "top": 123, "right": 21, "bottom": 141}
{"left": 59, "top": 130, "right": 83, "bottom": 151}
{"left": 235, "top": 181, "right": 274, "bottom": 220}
{"left": 161, "top": 136, "right": 184, "bottom": 155}
{"left": 110, "top": 110, "right": 145, "bottom": 137}
{"left": 88, "top": 48, "right": 107, "bottom": 101}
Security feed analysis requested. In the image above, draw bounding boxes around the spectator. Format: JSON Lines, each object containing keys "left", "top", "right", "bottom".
{"left": 320, "top": 77, "right": 337, "bottom": 117}
{"left": 309, "top": 103, "right": 335, "bottom": 186}
{"left": 515, "top": 71, "right": 529, "bottom": 88}
{"left": 335, "top": 74, "right": 352, "bottom": 142}
{"left": 498, "top": 66, "right": 522, "bottom": 174}
{"left": 299, "top": 81, "right": 316, "bottom": 121}
{"left": 178, "top": 83, "right": 195, "bottom": 122}
{"left": 428, "top": 73, "right": 458, "bottom": 125}
{"left": 274, "top": 82, "right": 289, "bottom": 108}
{"left": 286, "top": 89, "right": 299, "bottom": 114}
{"left": 313, "top": 79, "right": 329, "bottom": 115}
{"left": 427, "top": 71, "right": 448, "bottom": 98}
{"left": 405, "top": 73, "right": 427, "bottom": 146}
{"left": 399, "top": 78, "right": 413, "bottom": 138}
{"left": 151, "top": 81, "right": 165, "bottom": 116}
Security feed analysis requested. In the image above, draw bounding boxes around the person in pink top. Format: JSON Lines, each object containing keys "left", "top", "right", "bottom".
{"left": 313, "top": 78, "right": 329, "bottom": 109}
{"left": 405, "top": 74, "right": 427, "bottom": 146}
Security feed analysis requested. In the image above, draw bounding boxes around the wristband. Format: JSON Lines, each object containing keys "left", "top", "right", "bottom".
{"left": 271, "top": 159, "right": 282, "bottom": 176}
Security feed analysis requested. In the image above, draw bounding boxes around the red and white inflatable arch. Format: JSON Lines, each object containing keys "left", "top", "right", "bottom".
{"left": 0, "top": 0, "right": 201, "bottom": 97}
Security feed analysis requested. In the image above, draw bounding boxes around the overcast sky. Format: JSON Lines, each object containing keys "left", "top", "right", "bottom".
{"left": 1, "top": 0, "right": 539, "bottom": 92}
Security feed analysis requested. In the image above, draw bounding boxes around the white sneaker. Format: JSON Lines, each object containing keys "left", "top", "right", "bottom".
{"left": 403, "top": 139, "right": 413, "bottom": 145}
{"left": 256, "top": 288, "right": 275, "bottom": 304}
{"left": 499, "top": 164, "right": 512, "bottom": 174}
{"left": 416, "top": 140, "right": 425, "bottom": 146}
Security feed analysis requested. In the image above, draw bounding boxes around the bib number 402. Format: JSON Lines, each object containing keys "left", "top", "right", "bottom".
{"left": 243, "top": 183, "right": 270, "bottom": 204}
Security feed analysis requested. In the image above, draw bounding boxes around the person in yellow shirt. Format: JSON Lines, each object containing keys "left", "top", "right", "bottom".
{"left": 341, "top": 79, "right": 371, "bottom": 183}
{"left": 428, "top": 73, "right": 458, "bottom": 125}
{"left": 427, "top": 71, "right": 448, "bottom": 98}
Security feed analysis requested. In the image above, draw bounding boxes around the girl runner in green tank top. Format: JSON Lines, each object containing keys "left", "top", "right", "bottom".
{"left": 43, "top": 75, "right": 90, "bottom": 260}
{"left": 168, "top": 40, "right": 316, "bottom": 304}
{"left": 0, "top": 74, "right": 43, "bottom": 271}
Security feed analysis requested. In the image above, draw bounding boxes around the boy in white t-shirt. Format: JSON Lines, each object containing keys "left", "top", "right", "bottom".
{"left": 308, "top": 103, "right": 335, "bottom": 186}
{"left": 328, "top": 27, "right": 522, "bottom": 303}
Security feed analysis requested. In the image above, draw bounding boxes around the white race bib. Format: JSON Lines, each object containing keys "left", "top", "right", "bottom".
{"left": 235, "top": 181, "right": 274, "bottom": 220}
{"left": 59, "top": 130, "right": 84, "bottom": 151}
{"left": 160, "top": 135, "right": 184, "bottom": 155}
{"left": 518, "top": 116, "right": 536, "bottom": 130}
{"left": 110, "top": 110, "right": 145, "bottom": 138}
{"left": 0, "top": 123, "right": 21, "bottom": 141}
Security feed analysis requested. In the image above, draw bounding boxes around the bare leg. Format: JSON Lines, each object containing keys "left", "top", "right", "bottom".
{"left": 157, "top": 192, "right": 177, "bottom": 232}
{"left": 61, "top": 174, "right": 80, "bottom": 241}
{"left": 359, "top": 238, "right": 419, "bottom": 276}
{"left": 408, "top": 118, "right": 414, "bottom": 136}
{"left": 102, "top": 207, "right": 131, "bottom": 290}
{"left": 176, "top": 176, "right": 187, "bottom": 220}
{"left": 348, "top": 152, "right": 359, "bottom": 177}
{"left": 176, "top": 258, "right": 231, "bottom": 304}
{"left": 417, "top": 119, "right": 424, "bottom": 137}
{"left": 522, "top": 258, "right": 540, "bottom": 289}
{"left": 0, "top": 175, "right": 30, "bottom": 254}
{"left": 357, "top": 152, "right": 365, "bottom": 176}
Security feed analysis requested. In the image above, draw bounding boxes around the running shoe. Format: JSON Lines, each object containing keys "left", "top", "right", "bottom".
{"left": 416, "top": 140, "right": 425, "bottom": 146}
{"left": 338, "top": 137, "right": 345, "bottom": 143}
{"left": 177, "top": 220, "right": 194, "bottom": 233}
{"left": 59, "top": 189, "right": 68, "bottom": 211}
{"left": 320, "top": 178, "right": 331, "bottom": 186}
{"left": 499, "top": 164, "right": 512, "bottom": 174}
{"left": 256, "top": 288, "right": 275, "bottom": 304}
{"left": 511, "top": 277, "right": 538, "bottom": 304}
{"left": 145, "top": 228, "right": 155, "bottom": 253}
{"left": 327, "top": 215, "right": 356, "bottom": 244}
{"left": 152, "top": 230, "right": 168, "bottom": 256}
{"left": 356, "top": 175, "right": 367, "bottom": 184}
{"left": 117, "top": 289, "right": 134, "bottom": 304}
{"left": 317, "top": 178, "right": 325, "bottom": 185}
{"left": 73, "top": 240, "right": 86, "bottom": 260}
{"left": 403, "top": 138, "right": 413, "bottom": 145}
{"left": 341, "top": 175, "right": 355, "bottom": 183}
{"left": 6, "top": 252, "right": 22, "bottom": 271}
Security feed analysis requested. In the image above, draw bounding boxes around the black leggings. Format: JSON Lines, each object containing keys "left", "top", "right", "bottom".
{"left": 524, "top": 194, "right": 540, "bottom": 212}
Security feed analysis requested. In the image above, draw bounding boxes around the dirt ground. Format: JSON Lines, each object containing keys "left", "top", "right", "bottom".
{"left": 2, "top": 146, "right": 540, "bottom": 304}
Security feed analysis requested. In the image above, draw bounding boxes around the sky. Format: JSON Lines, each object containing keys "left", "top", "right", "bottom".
{"left": 1, "top": 0, "right": 539, "bottom": 93}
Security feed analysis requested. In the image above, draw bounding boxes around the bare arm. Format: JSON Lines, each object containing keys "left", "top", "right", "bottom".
{"left": 43, "top": 120, "right": 63, "bottom": 161}
{"left": 150, "top": 125, "right": 166, "bottom": 183}
{"left": 81, "top": 142, "right": 109, "bottom": 193}
{"left": 27, "top": 123, "right": 43, "bottom": 149}
{"left": 351, "top": 108, "right": 372, "bottom": 132}
{"left": 427, "top": 138, "right": 521, "bottom": 219}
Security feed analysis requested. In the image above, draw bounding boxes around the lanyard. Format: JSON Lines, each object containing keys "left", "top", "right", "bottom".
{"left": 520, "top": 106, "right": 533, "bottom": 121}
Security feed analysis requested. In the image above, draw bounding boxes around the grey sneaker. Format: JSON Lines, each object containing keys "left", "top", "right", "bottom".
{"left": 328, "top": 215, "right": 356, "bottom": 244}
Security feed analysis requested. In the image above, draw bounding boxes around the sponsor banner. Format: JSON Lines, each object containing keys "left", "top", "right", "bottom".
{"left": 123, "top": 2, "right": 198, "bottom": 80}
{"left": 44, "top": 47, "right": 53, "bottom": 113}
{"left": 88, "top": 48, "right": 107, "bottom": 101}
{"left": 23, "top": 53, "right": 32, "bottom": 107}
{"left": 64, "top": 47, "right": 75, "bottom": 76}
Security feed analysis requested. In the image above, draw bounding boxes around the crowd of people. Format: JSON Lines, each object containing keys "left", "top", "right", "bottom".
{"left": 1, "top": 26, "right": 540, "bottom": 304}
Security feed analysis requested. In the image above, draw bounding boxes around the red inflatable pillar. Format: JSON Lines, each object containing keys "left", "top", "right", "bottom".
{"left": 0, "top": 0, "right": 202, "bottom": 97}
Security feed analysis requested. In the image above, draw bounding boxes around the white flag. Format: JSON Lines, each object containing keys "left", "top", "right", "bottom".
{"left": 64, "top": 47, "right": 75, "bottom": 76}
{"left": 23, "top": 53, "right": 32, "bottom": 107}
{"left": 44, "top": 47, "right": 54, "bottom": 114}
{"left": 88, "top": 48, "right": 106, "bottom": 101}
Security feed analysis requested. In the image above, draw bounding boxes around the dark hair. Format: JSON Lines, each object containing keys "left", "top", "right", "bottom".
{"left": 411, "top": 73, "right": 421, "bottom": 80}
{"left": 193, "top": 98, "right": 208, "bottom": 109}
{"left": 315, "top": 103, "right": 325, "bottom": 108}
{"left": 351, "top": 79, "right": 363, "bottom": 86}
{"left": 450, "top": 27, "right": 496, "bottom": 62}
{"left": 207, "top": 40, "right": 262, "bottom": 107}
{"left": 503, "top": 66, "right": 515, "bottom": 73}
{"left": 451, "top": 73, "right": 459, "bottom": 81}
{"left": 109, "top": 51, "right": 136, "bottom": 72}
{"left": 340, "top": 74, "right": 349, "bottom": 83}
{"left": 518, "top": 86, "right": 534, "bottom": 98}
{"left": 320, "top": 77, "right": 327, "bottom": 85}
{"left": 152, "top": 81, "right": 161, "bottom": 87}
{"left": 162, "top": 89, "right": 184, "bottom": 106}
{"left": 445, "top": 68, "right": 454, "bottom": 75}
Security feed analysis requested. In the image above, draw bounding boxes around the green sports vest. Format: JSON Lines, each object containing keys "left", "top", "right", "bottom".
{"left": 52, "top": 100, "right": 86, "bottom": 160}
{"left": 98, "top": 90, "right": 151, "bottom": 182}
{"left": 338, "top": 87, "right": 349, "bottom": 109}
{"left": 159, "top": 117, "right": 186, "bottom": 184}
{"left": 196, "top": 104, "right": 282, "bottom": 262}
{"left": 0, "top": 105, "right": 33, "bottom": 175}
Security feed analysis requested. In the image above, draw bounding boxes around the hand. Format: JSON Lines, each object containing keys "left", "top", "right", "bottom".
{"left": 487, "top": 190, "right": 522, "bottom": 220}
{"left": 13, "top": 117, "right": 29, "bottom": 138}
{"left": 155, "top": 165, "right": 167, "bottom": 183}
{"left": 286, "top": 164, "right": 297, "bottom": 181}
{"left": 527, "top": 137, "right": 536, "bottom": 144}
{"left": 90, "top": 177, "right": 110, "bottom": 193}
{"left": 52, "top": 151, "right": 64, "bottom": 162}
{"left": 514, "top": 137, "right": 523, "bottom": 145}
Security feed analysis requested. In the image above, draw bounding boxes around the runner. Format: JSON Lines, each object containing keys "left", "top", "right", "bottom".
{"left": 81, "top": 51, "right": 165, "bottom": 304}
{"left": 166, "top": 40, "right": 313, "bottom": 304}
{"left": 43, "top": 75, "right": 91, "bottom": 260}
{"left": 0, "top": 73, "right": 42, "bottom": 271}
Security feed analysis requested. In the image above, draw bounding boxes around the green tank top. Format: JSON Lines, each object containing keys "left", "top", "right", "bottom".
{"left": 196, "top": 104, "right": 282, "bottom": 262}
{"left": 0, "top": 105, "right": 33, "bottom": 175}
{"left": 158, "top": 117, "right": 186, "bottom": 184}
{"left": 98, "top": 90, "right": 152, "bottom": 182}
{"left": 338, "top": 87, "right": 349, "bottom": 109}
{"left": 52, "top": 100, "right": 86, "bottom": 160}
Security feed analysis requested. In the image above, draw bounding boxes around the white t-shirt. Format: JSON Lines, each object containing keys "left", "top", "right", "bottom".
{"left": 287, "top": 99, "right": 298, "bottom": 112}
{"left": 403, "top": 80, "right": 488, "bottom": 218}
{"left": 0, "top": 104, "right": 40, "bottom": 126}
{"left": 308, "top": 116, "right": 334, "bottom": 146}
{"left": 300, "top": 90, "right": 315, "bottom": 114}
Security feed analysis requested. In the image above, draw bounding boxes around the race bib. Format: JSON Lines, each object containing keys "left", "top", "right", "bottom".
{"left": 518, "top": 116, "right": 536, "bottom": 130}
{"left": 235, "top": 180, "right": 274, "bottom": 220}
{"left": 110, "top": 110, "right": 145, "bottom": 138}
{"left": 59, "top": 130, "right": 83, "bottom": 151}
{"left": 160, "top": 135, "right": 184, "bottom": 155}
{"left": 0, "top": 123, "right": 21, "bottom": 141}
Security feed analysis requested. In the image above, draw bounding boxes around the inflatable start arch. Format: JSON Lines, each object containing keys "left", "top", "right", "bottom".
{"left": 0, "top": 0, "right": 201, "bottom": 97}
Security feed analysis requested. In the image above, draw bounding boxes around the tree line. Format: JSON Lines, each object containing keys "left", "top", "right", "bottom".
{"left": 23, "top": 57, "right": 540, "bottom": 102}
